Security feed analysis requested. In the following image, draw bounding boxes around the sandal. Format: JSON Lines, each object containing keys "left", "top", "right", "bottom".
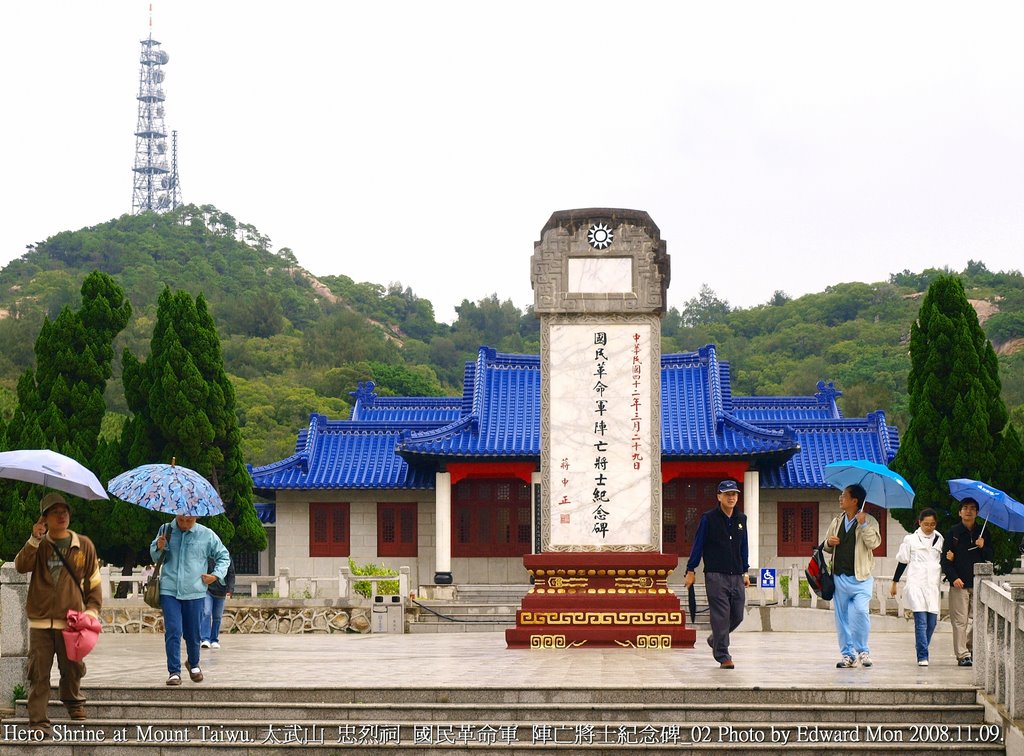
{"left": 166, "top": 673, "right": 181, "bottom": 686}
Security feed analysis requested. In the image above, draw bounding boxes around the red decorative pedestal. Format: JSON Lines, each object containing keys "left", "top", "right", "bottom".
{"left": 505, "top": 552, "right": 696, "bottom": 649}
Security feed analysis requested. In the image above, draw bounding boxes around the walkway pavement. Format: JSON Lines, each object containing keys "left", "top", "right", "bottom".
{"left": 68, "top": 626, "right": 973, "bottom": 690}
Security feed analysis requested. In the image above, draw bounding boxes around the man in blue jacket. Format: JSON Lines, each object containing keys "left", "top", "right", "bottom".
{"left": 684, "top": 479, "right": 750, "bottom": 669}
{"left": 151, "top": 515, "right": 229, "bottom": 686}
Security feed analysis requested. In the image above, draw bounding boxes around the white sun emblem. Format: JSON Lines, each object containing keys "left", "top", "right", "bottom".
{"left": 587, "top": 223, "right": 614, "bottom": 250}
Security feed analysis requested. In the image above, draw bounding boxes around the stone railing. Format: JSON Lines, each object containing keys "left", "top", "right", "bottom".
{"left": 100, "top": 565, "right": 410, "bottom": 602}
{"left": 973, "top": 562, "right": 1024, "bottom": 721}
{"left": 778, "top": 562, "right": 951, "bottom": 614}
{"left": 100, "top": 603, "right": 364, "bottom": 635}
{"left": 0, "top": 564, "right": 29, "bottom": 706}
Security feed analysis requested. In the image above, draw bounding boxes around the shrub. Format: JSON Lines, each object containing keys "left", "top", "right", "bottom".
{"left": 348, "top": 558, "right": 399, "bottom": 597}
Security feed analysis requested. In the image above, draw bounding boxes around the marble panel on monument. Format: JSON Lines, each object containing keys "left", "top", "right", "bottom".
{"left": 566, "top": 257, "right": 632, "bottom": 294}
{"left": 548, "top": 322, "right": 654, "bottom": 549}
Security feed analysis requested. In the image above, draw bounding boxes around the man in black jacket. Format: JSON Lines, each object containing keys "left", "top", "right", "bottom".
{"left": 942, "top": 498, "right": 993, "bottom": 666}
{"left": 200, "top": 555, "right": 235, "bottom": 649}
{"left": 684, "top": 479, "right": 750, "bottom": 669}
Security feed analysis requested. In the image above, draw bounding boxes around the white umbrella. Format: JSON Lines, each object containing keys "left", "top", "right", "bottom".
{"left": 0, "top": 449, "right": 109, "bottom": 500}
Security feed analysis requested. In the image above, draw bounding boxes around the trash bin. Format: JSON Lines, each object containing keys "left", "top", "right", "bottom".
{"left": 371, "top": 594, "right": 404, "bottom": 633}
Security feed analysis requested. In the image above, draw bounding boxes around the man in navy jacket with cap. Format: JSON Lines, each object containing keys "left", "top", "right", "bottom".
{"left": 685, "top": 479, "right": 750, "bottom": 669}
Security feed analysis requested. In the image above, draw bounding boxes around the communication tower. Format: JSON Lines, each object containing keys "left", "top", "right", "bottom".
{"left": 131, "top": 14, "right": 181, "bottom": 213}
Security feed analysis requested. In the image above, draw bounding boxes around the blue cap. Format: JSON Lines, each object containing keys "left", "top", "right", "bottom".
{"left": 718, "top": 479, "right": 740, "bottom": 493}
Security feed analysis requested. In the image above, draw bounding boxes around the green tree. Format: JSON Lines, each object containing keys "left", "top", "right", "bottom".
{"left": 122, "top": 288, "right": 266, "bottom": 554}
{"left": 0, "top": 271, "right": 131, "bottom": 561}
{"left": 681, "top": 285, "right": 731, "bottom": 327}
{"left": 892, "top": 276, "right": 1018, "bottom": 571}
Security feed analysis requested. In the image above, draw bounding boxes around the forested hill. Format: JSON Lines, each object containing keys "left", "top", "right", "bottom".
{"left": 1, "top": 206, "right": 1022, "bottom": 467}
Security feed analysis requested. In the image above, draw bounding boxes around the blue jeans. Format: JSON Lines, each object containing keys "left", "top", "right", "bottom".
{"left": 160, "top": 594, "right": 203, "bottom": 675}
{"left": 833, "top": 574, "right": 873, "bottom": 658}
{"left": 201, "top": 593, "right": 226, "bottom": 643}
{"left": 914, "top": 611, "right": 938, "bottom": 661}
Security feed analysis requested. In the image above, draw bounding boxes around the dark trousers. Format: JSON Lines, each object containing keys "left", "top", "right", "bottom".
{"left": 27, "top": 627, "right": 86, "bottom": 725}
{"left": 705, "top": 572, "right": 746, "bottom": 663}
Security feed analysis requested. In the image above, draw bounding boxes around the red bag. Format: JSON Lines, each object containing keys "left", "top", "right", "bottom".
{"left": 63, "top": 609, "right": 101, "bottom": 662}
{"left": 805, "top": 541, "right": 835, "bottom": 601}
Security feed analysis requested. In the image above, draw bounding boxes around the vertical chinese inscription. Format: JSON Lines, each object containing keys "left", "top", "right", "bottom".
{"left": 548, "top": 322, "right": 655, "bottom": 548}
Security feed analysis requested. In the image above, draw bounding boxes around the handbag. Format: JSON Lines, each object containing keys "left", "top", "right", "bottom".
{"left": 52, "top": 539, "right": 102, "bottom": 661}
{"left": 144, "top": 524, "right": 170, "bottom": 609}
{"left": 805, "top": 540, "right": 835, "bottom": 601}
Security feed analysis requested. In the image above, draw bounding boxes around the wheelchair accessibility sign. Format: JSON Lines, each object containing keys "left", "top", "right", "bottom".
{"left": 759, "top": 568, "right": 776, "bottom": 589}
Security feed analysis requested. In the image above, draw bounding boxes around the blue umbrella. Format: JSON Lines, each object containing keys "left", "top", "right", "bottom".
{"left": 947, "top": 478, "right": 1024, "bottom": 536}
{"left": 823, "top": 460, "right": 915, "bottom": 510}
{"left": 108, "top": 460, "right": 225, "bottom": 517}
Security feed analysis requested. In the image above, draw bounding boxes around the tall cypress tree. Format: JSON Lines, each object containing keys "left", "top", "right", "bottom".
{"left": 0, "top": 271, "right": 131, "bottom": 560}
{"left": 893, "top": 275, "right": 1018, "bottom": 570}
{"left": 122, "top": 288, "right": 266, "bottom": 553}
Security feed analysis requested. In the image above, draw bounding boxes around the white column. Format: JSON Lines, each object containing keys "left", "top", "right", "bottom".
{"left": 744, "top": 470, "right": 760, "bottom": 574}
{"left": 434, "top": 472, "right": 453, "bottom": 584}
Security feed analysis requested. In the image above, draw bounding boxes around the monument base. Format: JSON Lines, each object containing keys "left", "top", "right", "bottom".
{"left": 505, "top": 552, "right": 696, "bottom": 649}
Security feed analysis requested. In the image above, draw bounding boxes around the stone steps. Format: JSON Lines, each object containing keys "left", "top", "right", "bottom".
{"left": 13, "top": 685, "right": 986, "bottom": 705}
{"left": 0, "top": 720, "right": 1006, "bottom": 752}
{"left": 18, "top": 702, "right": 988, "bottom": 725}
{"left": 1, "top": 684, "right": 1002, "bottom": 753}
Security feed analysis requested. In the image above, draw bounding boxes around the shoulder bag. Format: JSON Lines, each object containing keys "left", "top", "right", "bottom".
{"left": 144, "top": 524, "right": 170, "bottom": 609}
{"left": 52, "top": 538, "right": 102, "bottom": 661}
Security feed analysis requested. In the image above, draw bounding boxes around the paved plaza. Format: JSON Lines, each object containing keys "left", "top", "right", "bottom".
{"left": 66, "top": 626, "right": 971, "bottom": 690}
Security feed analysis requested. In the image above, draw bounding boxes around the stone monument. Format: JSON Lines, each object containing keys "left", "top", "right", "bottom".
{"left": 506, "top": 208, "right": 696, "bottom": 648}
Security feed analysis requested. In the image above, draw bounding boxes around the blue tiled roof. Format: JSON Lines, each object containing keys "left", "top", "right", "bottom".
{"left": 660, "top": 347, "right": 800, "bottom": 458}
{"left": 250, "top": 414, "right": 440, "bottom": 492}
{"left": 732, "top": 381, "right": 844, "bottom": 423}
{"left": 397, "top": 349, "right": 541, "bottom": 458}
{"left": 348, "top": 381, "right": 463, "bottom": 424}
{"left": 254, "top": 501, "right": 276, "bottom": 524}
{"left": 249, "top": 345, "right": 900, "bottom": 493}
{"left": 760, "top": 412, "right": 899, "bottom": 488}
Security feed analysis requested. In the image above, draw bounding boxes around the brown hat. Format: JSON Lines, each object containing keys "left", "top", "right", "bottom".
{"left": 40, "top": 492, "right": 70, "bottom": 516}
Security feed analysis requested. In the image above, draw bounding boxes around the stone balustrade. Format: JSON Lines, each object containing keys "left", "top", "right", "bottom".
{"left": 100, "top": 565, "right": 410, "bottom": 602}
{"left": 973, "top": 562, "right": 1024, "bottom": 721}
{"left": 99, "top": 603, "right": 367, "bottom": 634}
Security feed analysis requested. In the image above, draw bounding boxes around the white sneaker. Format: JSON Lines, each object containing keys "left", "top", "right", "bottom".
{"left": 858, "top": 652, "right": 873, "bottom": 668}
{"left": 917, "top": 660, "right": 928, "bottom": 666}
{"left": 200, "top": 640, "right": 210, "bottom": 649}
{"left": 210, "top": 641, "right": 220, "bottom": 649}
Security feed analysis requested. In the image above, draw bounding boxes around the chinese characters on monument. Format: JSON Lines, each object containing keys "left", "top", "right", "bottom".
{"left": 548, "top": 322, "right": 654, "bottom": 548}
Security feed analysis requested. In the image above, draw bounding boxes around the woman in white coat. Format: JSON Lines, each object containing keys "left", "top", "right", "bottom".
{"left": 889, "top": 508, "right": 944, "bottom": 665}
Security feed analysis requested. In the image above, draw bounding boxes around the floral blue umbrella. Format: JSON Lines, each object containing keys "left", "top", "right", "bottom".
{"left": 107, "top": 460, "right": 224, "bottom": 517}
{"left": 823, "top": 460, "right": 915, "bottom": 510}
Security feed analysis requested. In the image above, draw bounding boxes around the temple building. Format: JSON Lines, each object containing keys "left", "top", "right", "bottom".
{"left": 249, "top": 343, "right": 905, "bottom": 587}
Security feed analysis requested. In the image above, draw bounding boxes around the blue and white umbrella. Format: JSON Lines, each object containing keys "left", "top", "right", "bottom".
{"left": 823, "top": 460, "right": 915, "bottom": 510}
{"left": 108, "top": 460, "right": 224, "bottom": 517}
{"left": 948, "top": 478, "right": 1024, "bottom": 536}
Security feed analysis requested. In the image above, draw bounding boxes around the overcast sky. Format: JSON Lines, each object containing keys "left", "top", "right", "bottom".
{"left": 2, "top": 1, "right": 1022, "bottom": 323}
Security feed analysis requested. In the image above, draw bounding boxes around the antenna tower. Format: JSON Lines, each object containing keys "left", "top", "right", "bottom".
{"left": 132, "top": 7, "right": 181, "bottom": 213}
